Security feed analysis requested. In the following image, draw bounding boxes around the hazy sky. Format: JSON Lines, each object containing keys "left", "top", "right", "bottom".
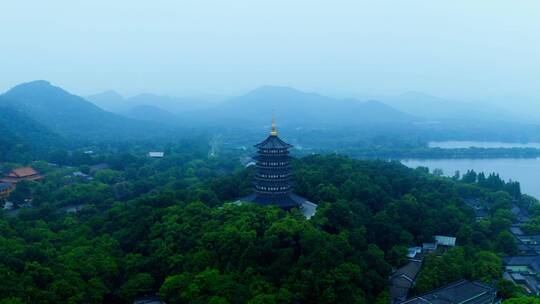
{"left": 1, "top": 0, "right": 539, "bottom": 103}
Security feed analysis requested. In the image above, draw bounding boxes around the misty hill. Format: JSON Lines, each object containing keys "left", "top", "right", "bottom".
{"left": 128, "top": 93, "right": 214, "bottom": 113}
{"left": 179, "top": 86, "right": 418, "bottom": 128}
{"left": 381, "top": 91, "right": 532, "bottom": 123}
{"left": 121, "top": 105, "right": 178, "bottom": 124}
{"left": 0, "top": 81, "right": 175, "bottom": 141}
{"left": 0, "top": 101, "right": 65, "bottom": 161}
{"left": 86, "top": 91, "right": 215, "bottom": 114}
{"left": 85, "top": 90, "right": 125, "bottom": 113}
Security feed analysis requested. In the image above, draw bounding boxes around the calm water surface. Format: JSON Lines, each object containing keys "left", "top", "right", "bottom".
{"left": 429, "top": 141, "right": 540, "bottom": 149}
{"left": 401, "top": 158, "right": 540, "bottom": 199}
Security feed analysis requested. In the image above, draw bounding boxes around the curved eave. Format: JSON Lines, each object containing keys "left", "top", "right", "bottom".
{"left": 254, "top": 135, "right": 293, "bottom": 149}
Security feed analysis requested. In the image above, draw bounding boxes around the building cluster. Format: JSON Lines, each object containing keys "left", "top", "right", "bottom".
{"left": 463, "top": 196, "right": 540, "bottom": 295}
{"left": 463, "top": 197, "right": 540, "bottom": 296}
{"left": 389, "top": 235, "right": 457, "bottom": 303}
{"left": 1, "top": 166, "right": 43, "bottom": 208}
{"left": 503, "top": 204, "right": 540, "bottom": 295}
{"left": 387, "top": 235, "right": 500, "bottom": 304}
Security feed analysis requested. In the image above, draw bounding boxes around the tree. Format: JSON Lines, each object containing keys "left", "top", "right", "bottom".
{"left": 522, "top": 216, "right": 540, "bottom": 234}
{"left": 159, "top": 273, "right": 192, "bottom": 303}
{"left": 414, "top": 248, "right": 470, "bottom": 293}
{"left": 94, "top": 169, "right": 121, "bottom": 185}
{"left": 47, "top": 149, "right": 69, "bottom": 166}
{"left": 118, "top": 273, "right": 155, "bottom": 300}
{"left": 461, "top": 170, "right": 477, "bottom": 183}
{"left": 471, "top": 251, "right": 501, "bottom": 283}
{"left": 497, "top": 279, "right": 522, "bottom": 300}
{"left": 432, "top": 168, "right": 444, "bottom": 177}
{"left": 503, "top": 297, "right": 540, "bottom": 304}
{"left": 9, "top": 180, "right": 34, "bottom": 205}
{"left": 0, "top": 298, "right": 24, "bottom": 304}
{"left": 0, "top": 153, "right": 525, "bottom": 303}
{"left": 495, "top": 231, "right": 518, "bottom": 255}
{"left": 386, "top": 245, "right": 408, "bottom": 267}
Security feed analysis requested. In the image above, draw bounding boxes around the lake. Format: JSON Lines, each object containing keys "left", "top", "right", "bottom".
{"left": 402, "top": 158, "right": 540, "bottom": 199}
{"left": 429, "top": 141, "right": 540, "bottom": 149}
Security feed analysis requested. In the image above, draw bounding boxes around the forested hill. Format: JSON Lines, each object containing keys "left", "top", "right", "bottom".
{"left": 0, "top": 80, "right": 177, "bottom": 141}
{"left": 0, "top": 151, "right": 527, "bottom": 303}
{"left": 0, "top": 103, "right": 65, "bottom": 162}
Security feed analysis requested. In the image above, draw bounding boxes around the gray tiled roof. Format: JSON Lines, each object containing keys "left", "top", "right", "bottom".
{"left": 503, "top": 255, "right": 540, "bottom": 273}
{"left": 390, "top": 260, "right": 423, "bottom": 302}
{"left": 400, "top": 280, "right": 496, "bottom": 304}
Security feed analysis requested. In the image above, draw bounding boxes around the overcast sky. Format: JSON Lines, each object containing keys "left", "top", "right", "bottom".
{"left": 1, "top": 0, "right": 539, "bottom": 103}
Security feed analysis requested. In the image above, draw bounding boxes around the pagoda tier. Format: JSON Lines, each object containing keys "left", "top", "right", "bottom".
{"left": 240, "top": 119, "right": 308, "bottom": 209}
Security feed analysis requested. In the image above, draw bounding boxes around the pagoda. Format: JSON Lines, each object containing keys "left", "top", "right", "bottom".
{"left": 241, "top": 118, "right": 309, "bottom": 210}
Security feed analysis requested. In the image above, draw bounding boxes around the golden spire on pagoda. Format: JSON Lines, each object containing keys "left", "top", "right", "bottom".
{"left": 270, "top": 114, "right": 278, "bottom": 136}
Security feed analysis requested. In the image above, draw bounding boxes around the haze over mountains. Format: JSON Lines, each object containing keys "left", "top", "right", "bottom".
{"left": 86, "top": 91, "right": 217, "bottom": 116}
{"left": 86, "top": 85, "right": 422, "bottom": 128}
{"left": 177, "top": 86, "right": 420, "bottom": 128}
{"left": 88, "top": 85, "right": 536, "bottom": 127}
{"left": 373, "top": 91, "right": 535, "bottom": 123}
{"left": 2, "top": 79, "right": 540, "bottom": 162}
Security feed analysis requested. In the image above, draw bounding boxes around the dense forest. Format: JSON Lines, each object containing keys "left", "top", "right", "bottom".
{"left": 0, "top": 138, "right": 536, "bottom": 303}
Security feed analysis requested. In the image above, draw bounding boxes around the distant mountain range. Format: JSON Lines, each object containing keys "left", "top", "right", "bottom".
{"left": 176, "top": 86, "right": 419, "bottom": 128}
{"left": 0, "top": 80, "right": 177, "bottom": 142}
{"left": 86, "top": 91, "right": 216, "bottom": 115}
{"left": 86, "top": 85, "right": 422, "bottom": 129}
{"left": 87, "top": 86, "right": 536, "bottom": 128}
{"left": 122, "top": 104, "right": 179, "bottom": 124}
{"left": 2, "top": 79, "right": 540, "bottom": 161}
{"left": 372, "top": 91, "right": 534, "bottom": 123}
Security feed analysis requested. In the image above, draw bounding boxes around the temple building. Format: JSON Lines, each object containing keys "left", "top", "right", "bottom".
{"left": 1, "top": 167, "right": 43, "bottom": 184}
{"left": 241, "top": 118, "right": 316, "bottom": 216}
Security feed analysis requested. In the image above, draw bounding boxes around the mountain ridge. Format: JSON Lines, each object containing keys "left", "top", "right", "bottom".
{"left": 0, "top": 80, "right": 177, "bottom": 141}
{"left": 186, "top": 85, "right": 420, "bottom": 128}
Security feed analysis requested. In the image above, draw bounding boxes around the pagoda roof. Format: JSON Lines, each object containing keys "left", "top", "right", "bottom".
{"left": 240, "top": 192, "right": 306, "bottom": 209}
{"left": 254, "top": 135, "right": 292, "bottom": 149}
